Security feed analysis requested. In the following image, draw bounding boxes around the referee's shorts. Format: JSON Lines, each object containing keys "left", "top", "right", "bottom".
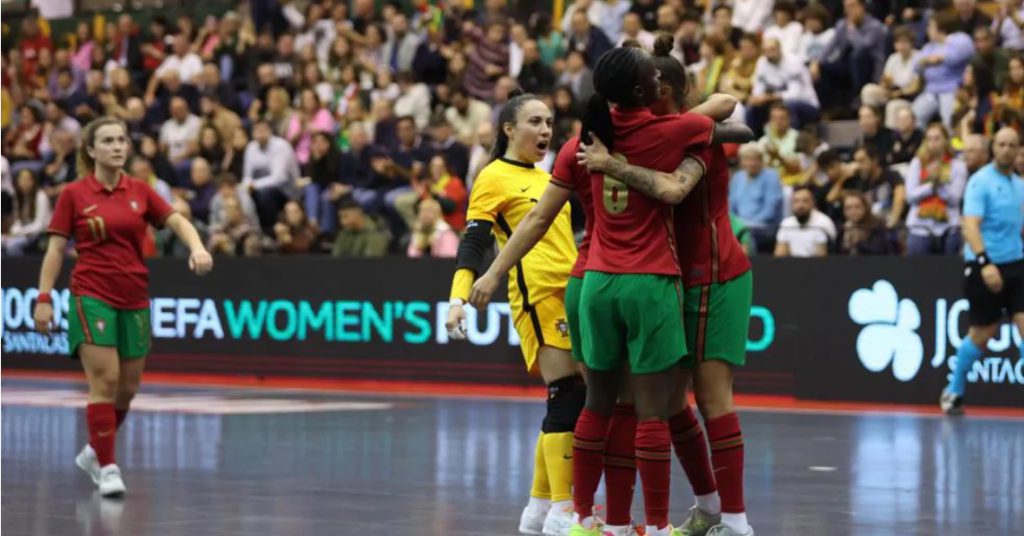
{"left": 963, "top": 259, "right": 1024, "bottom": 326}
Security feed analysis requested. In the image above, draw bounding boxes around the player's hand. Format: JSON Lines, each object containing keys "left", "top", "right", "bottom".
{"left": 469, "top": 272, "right": 499, "bottom": 309}
{"left": 189, "top": 249, "right": 214, "bottom": 275}
{"left": 577, "top": 133, "right": 611, "bottom": 172}
{"left": 981, "top": 264, "right": 1004, "bottom": 294}
{"left": 445, "top": 303, "right": 467, "bottom": 340}
{"left": 34, "top": 302, "right": 54, "bottom": 334}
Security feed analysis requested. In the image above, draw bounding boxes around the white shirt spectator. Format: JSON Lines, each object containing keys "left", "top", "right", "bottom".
{"left": 242, "top": 136, "right": 301, "bottom": 191}
{"left": 592, "top": 0, "right": 633, "bottom": 44}
{"left": 618, "top": 29, "right": 656, "bottom": 50}
{"left": 883, "top": 50, "right": 920, "bottom": 90}
{"left": 394, "top": 83, "right": 432, "bottom": 131}
{"left": 446, "top": 99, "right": 492, "bottom": 144}
{"left": 8, "top": 189, "right": 52, "bottom": 238}
{"left": 31, "top": 0, "right": 73, "bottom": 19}
{"left": 159, "top": 114, "right": 202, "bottom": 163}
{"left": 776, "top": 209, "right": 836, "bottom": 257}
{"left": 732, "top": 0, "right": 774, "bottom": 34}
{"left": 993, "top": 5, "right": 1024, "bottom": 51}
{"left": 155, "top": 52, "right": 204, "bottom": 84}
{"left": 751, "top": 54, "right": 820, "bottom": 108}
{"left": 561, "top": 1, "right": 603, "bottom": 36}
{"left": 798, "top": 27, "right": 836, "bottom": 64}
{"left": 763, "top": 21, "right": 804, "bottom": 60}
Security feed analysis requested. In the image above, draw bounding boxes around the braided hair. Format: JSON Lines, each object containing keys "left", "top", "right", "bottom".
{"left": 581, "top": 46, "right": 653, "bottom": 152}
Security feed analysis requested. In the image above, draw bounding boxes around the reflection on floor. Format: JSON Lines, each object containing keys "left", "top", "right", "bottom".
{"left": 2, "top": 378, "right": 1022, "bottom": 535}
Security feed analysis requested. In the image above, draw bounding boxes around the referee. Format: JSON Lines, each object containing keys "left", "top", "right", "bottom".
{"left": 941, "top": 128, "right": 1024, "bottom": 415}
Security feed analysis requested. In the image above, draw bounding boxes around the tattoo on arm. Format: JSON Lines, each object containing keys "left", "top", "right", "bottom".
{"left": 602, "top": 158, "right": 663, "bottom": 198}
{"left": 602, "top": 157, "right": 706, "bottom": 203}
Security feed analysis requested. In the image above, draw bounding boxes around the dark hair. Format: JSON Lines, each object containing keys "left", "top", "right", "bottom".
{"left": 652, "top": 33, "right": 689, "bottom": 109}
{"left": 396, "top": 115, "right": 416, "bottom": 128}
{"left": 681, "top": 10, "right": 701, "bottom": 24}
{"left": 793, "top": 185, "right": 815, "bottom": 197}
{"left": 855, "top": 144, "right": 881, "bottom": 163}
{"left": 773, "top": 1, "right": 797, "bottom": 18}
{"left": 893, "top": 25, "right": 916, "bottom": 43}
{"left": 859, "top": 104, "right": 883, "bottom": 120}
{"left": 582, "top": 47, "right": 653, "bottom": 151}
{"left": 216, "top": 172, "right": 240, "bottom": 187}
{"left": 816, "top": 148, "right": 842, "bottom": 169}
{"left": 490, "top": 90, "right": 539, "bottom": 161}
{"left": 769, "top": 102, "right": 789, "bottom": 115}
{"left": 713, "top": 3, "right": 732, "bottom": 16}
{"left": 738, "top": 32, "right": 761, "bottom": 48}
{"left": 933, "top": 11, "right": 959, "bottom": 35}
{"left": 803, "top": 3, "right": 832, "bottom": 26}
{"left": 337, "top": 197, "right": 363, "bottom": 212}
{"left": 13, "top": 169, "right": 41, "bottom": 224}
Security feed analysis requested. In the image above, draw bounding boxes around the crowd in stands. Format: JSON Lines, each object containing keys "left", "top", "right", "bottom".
{"left": 2, "top": 0, "right": 1023, "bottom": 260}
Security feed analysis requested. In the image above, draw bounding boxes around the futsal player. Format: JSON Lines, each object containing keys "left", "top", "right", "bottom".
{"left": 577, "top": 35, "right": 756, "bottom": 536}
{"left": 445, "top": 93, "right": 584, "bottom": 536}
{"left": 940, "top": 127, "right": 1024, "bottom": 415}
{"left": 33, "top": 117, "right": 213, "bottom": 497}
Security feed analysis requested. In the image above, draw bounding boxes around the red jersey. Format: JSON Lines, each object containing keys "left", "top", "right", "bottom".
{"left": 551, "top": 136, "right": 593, "bottom": 278}
{"left": 675, "top": 144, "right": 751, "bottom": 287}
{"left": 586, "top": 108, "right": 715, "bottom": 276}
{"left": 48, "top": 174, "right": 175, "bottom": 309}
{"left": 18, "top": 34, "right": 53, "bottom": 79}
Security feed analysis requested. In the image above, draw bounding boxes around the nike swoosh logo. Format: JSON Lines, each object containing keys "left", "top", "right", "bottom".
{"left": 83, "top": 205, "right": 98, "bottom": 214}
{"left": 562, "top": 455, "right": 572, "bottom": 460}
{"left": 97, "top": 430, "right": 113, "bottom": 437}
{"left": 713, "top": 466, "right": 728, "bottom": 473}
{"left": 520, "top": 186, "right": 530, "bottom": 192}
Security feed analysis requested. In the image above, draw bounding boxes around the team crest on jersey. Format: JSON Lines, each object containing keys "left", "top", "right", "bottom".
{"left": 555, "top": 319, "right": 569, "bottom": 337}
{"left": 95, "top": 319, "right": 106, "bottom": 334}
{"left": 130, "top": 200, "right": 139, "bottom": 211}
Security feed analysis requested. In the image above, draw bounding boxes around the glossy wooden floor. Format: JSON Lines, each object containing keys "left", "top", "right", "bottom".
{"left": 2, "top": 378, "right": 1022, "bottom": 535}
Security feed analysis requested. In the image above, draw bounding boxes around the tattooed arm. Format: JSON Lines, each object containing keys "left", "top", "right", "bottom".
{"left": 576, "top": 136, "right": 706, "bottom": 205}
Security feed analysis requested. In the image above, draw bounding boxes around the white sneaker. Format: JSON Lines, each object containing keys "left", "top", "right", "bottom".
{"left": 75, "top": 445, "right": 101, "bottom": 484}
{"left": 519, "top": 501, "right": 550, "bottom": 535}
{"left": 542, "top": 502, "right": 574, "bottom": 536}
{"left": 97, "top": 465, "right": 126, "bottom": 497}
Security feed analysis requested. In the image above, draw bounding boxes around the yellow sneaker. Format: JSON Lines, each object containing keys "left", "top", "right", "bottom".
{"left": 569, "top": 523, "right": 604, "bottom": 536}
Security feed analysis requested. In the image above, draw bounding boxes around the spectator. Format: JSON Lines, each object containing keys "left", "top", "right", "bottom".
{"left": 1016, "top": 144, "right": 1024, "bottom": 175}
{"left": 381, "top": 12, "right": 421, "bottom": 73}
{"left": 256, "top": 86, "right": 295, "bottom": 137}
{"left": 720, "top": 33, "right": 761, "bottom": 103}
{"left": 462, "top": 20, "right": 509, "bottom": 102}
{"left": 993, "top": 0, "right": 1024, "bottom": 52}
{"left": 412, "top": 28, "right": 448, "bottom": 86}
{"left": 159, "top": 96, "right": 202, "bottom": 178}
{"left": 891, "top": 107, "right": 924, "bottom": 167}
{"left": 707, "top": 3, "right": 744, "bottom": 49}
{"left": 509, "top": 23, "right": 528, "bottom": 78}
{"left": 758, "top": 104, "right": 804, "bottom": 188}
{"left": 331, "top": 199, "right": 391, "bottom": 257}
{"left": 730, "top": 143, "right": 784, "bottom": 250}
{"left": 593, "top": 0, "right": 632, "bottom": 44}
{"left": 813, "top": 0, "right": 888, "bottom": 114}
{"left": 991, "top": 55, "right": 1024, "bottom": 130}
{"left": 286, "top": 88, "right": 337, "bottom": 165}
{"left": 855, "top": 105, "right": 896, "bottom": 166}
{"left": 837, "top": 191, "right": 893, "bottom": 255}
{"left": 43, "top": 101, "right": 81, "bottom": 139}
{"left": 814, "top": 148, "right": 852, "bottom": 222}
{"left": 732, "top": 0, "right": 774, "bottom": 34}
{"left": 210, "top": 173, "right": 259, "bottom": 230}
{"left": 431, "top": 120, "right": 471, "bottom": 185}
{"left": 301, "top": 131, "right": 345, "bottom": 229}
{"left": 243, "top": 118, "right": 301, "bottom": 231}
{"left": 198, "top": 62, "right": 242, "bottom": 114}
{"left": 849, "top": 145, "right": 906, "bottom": 228}
{"left": 394, "top": 153, "right": 468, "bottom": 232}
{"left": 18, "top": 17, "right": 53, "bottom": 81}
{"left": 198, "top": 126, "right": 227, "bottom": 174}
{"left": 207, "top": 195, "right": 262, "bottom": 256}
{"left": 518, "top": 40, "right": 556, "bottom": 95}
{"left": 467, "top": 122, "right": 496, "bottom": 189}
{"left": 954, "top": 63, "right": 997, "bottom": 141}
{"left": 1, "top": 169, "right": 50, "bottom": 255}
{"left": 904, "top": 123, "right": 968, "bottom": 255}
{"left": 561, "top": 0, "right": 601, "bottom": 36}
{"left": 913, "top": 12, "right": 975, "bottom": 129}
{"left": 67, "top": 69, "right": 104, "bottom": 124}
{"left": 223, "top": 128, "right": 249, "bottom": 180}
{"left": 274, "top": 200, "right": 319, "bottom": 254}
{"left": 153, "top": 34, "right": 203, "bottom": 87}
{"left": 695, "top": 36, "right": 730, "bottom": 100}
{"left": 972, "top": 25, "right": 1010, "bottom": 91}
{"left": 860, "top": 26, "right": 921, "bottom": 129}
{"left": 774, "top": 186, "right": 836, "bottom": 257}
{"left": 71, "top": 21, "right": 97, "bottom": 74}
{"left": 675, "top": 10, "right": 705, "bottom": 67}
{"left": 557, "top": 50, "right": 596, "bottom": 106}
{"left": 129, "top": 157, "right": 174, "bottom": 205}
{"left": 370, "top": 68, "right": 401, "bottom": 106}
{"left": 8, "top": 106, "right": 45, "bottom": 165}
{"left": 631, "top": 0, "right": 660, "bottom": 33}
{"left": 797, "top": 3, "right": 835, "bottom": 66}
{"left": 618, "top": 13, "right": 656, "bottom": 50}
{"left": 337, "top": 124, "right": 382, "bottom": 219}
{"left": 393, "top": 71, "right": 432, "bottom": 130}
{"left": 41, "top": 129, "right": 77, "bottom": 198}
{"left": 392, "top": 115, "right": 434, "bottom": 170}
{"left": 762, "top": 1, "right": 803, "bottom": 59}
{"left": 568, "top": 8, "right": 614, "bottom": 68}
{"left": 952, "top": 0, "right": 992, "bottom": 35}
{"left": 157, "top": 197, "right": 208, "bottom": 257}
{"left": 961, "top": 134, "right": 991, "bottom": 177}
{"left": 445, "top": 88, "right": 492, "bottom": 146}
{"left": 185, "top": 157, "right": 217, "bottom": 223}
{"left": 138, "top": 135, "right": 178, "bottom": 187}
{"left": 532, "top": 12, "right": 565, "bottom": 67}
{"left": 747, "top": 37, "right": 820, "bottom": 137}
{"left": 407, "top": 197, "right": 459, "bottom": 258}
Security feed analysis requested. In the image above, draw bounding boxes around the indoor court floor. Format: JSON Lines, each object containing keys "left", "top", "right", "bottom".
{"left": 2, "top": 377, "right": 1022, "bottom": 536}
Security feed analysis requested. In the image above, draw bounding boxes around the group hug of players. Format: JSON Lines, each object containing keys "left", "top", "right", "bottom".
{"left": 447, "top": 37, "right": 757, "bottom": 536}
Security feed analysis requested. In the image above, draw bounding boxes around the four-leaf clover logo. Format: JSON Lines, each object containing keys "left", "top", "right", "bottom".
{"left": 848, "top": 280, "right": 924, "bottom": 382}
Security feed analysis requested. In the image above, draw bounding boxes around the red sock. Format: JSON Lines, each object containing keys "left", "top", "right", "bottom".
{"left": 572, "top": 408, "right": 610, "bottom": 520}
{"left": 635, "top": 419, "right": 672, "bottom": 529}
{"left": 706, "top": 413, "right": 745, "bottom": 513}
{"left": 86, "top": 403, "right": 117, "bottom": 467}
{"left": 115, "top": 408, "right": 129, "bottom": 430}
{"left": 669, "top": 406, "right": 717, "bottom": 496}
{"left": 603, "top": 404, "right": 637, "bottom": 526}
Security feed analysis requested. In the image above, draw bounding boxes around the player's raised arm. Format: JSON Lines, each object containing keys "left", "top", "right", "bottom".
{"left": 576, "top": 134, "right": 707, "bottom": 205}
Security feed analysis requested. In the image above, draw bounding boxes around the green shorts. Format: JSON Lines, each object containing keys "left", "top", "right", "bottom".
{"left": 682, "top": 270, "right": 753, "bottom": 368}
{"left": 579, "top": 271, "right": 686, "bottom": 374}
{"left": 68, "top": 295, "right": 151, "bottom": 360}
{"left": 565, "top": 275, "right": 584, "bottom": 362}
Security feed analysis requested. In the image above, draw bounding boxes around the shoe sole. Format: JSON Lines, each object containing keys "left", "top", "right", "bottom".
{"left": 99, "top": 485, "right": 126, "bottom": 498}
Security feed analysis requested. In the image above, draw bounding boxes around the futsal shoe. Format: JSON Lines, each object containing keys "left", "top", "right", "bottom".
{"left": 75, "top": 444, "right": 102, "bottom": 484}
{"left": 520, "top": 501, "right": 551, "bottom": 535}
{"left": 568, "top": 523, "right": 603, "bottom": 536}
{"left": 939, "top": 391, "right": 964, "bottom": 416}
{"left": 97, "top": 465, "right": 126, "bottom": 497}
{"left": 677, "top": 506, "right": 720, "bottom": 536}
{"left": 543, "top": 502, "right": 575, "bottom": 535}
{"left": 603, "top": 522, "right": 647, "bottom": 536}
{"left": 706, "top": 524, "right": 754, "bottom": 536}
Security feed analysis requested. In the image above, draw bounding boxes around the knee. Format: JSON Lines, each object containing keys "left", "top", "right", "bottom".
{"left": 91, "top": 372, "right": 119, "bottom": 400}
{"left": 543, "top": 375, "right": 586, "bottom": 432}
{"left": 696, "top": 384, "right": 735, "bottom": 420}
{"left": 116, "top": 383, "right": 139, "bottom": 405}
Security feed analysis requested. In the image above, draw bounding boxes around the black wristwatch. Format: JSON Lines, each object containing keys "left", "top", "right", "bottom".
{"left": 976, "top": 252, "right": 990, "bottom": 267}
